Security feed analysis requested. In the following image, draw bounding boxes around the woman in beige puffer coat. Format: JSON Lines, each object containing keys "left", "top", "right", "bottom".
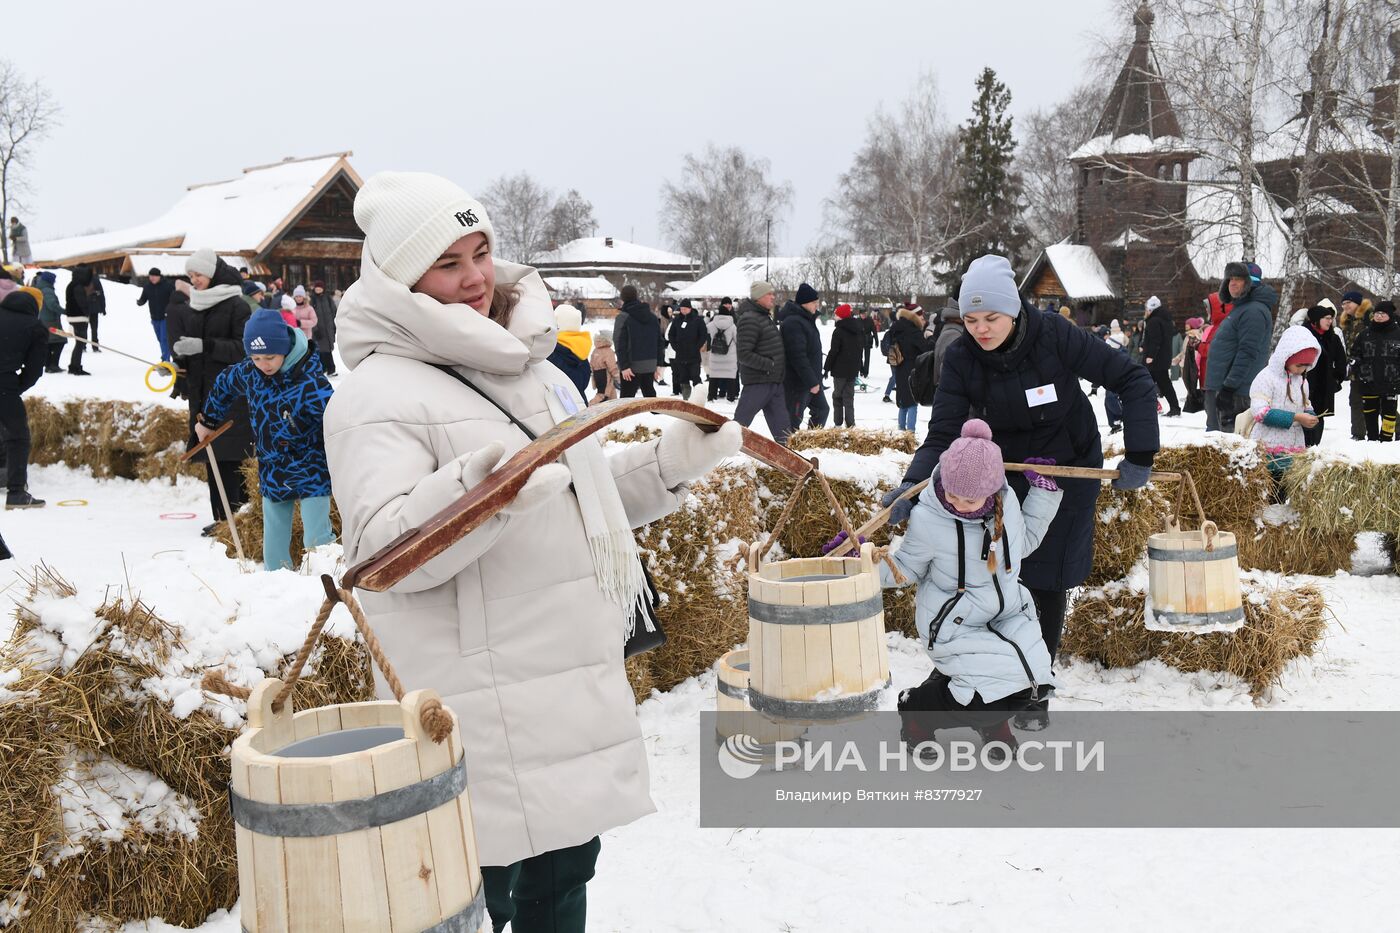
{"left": 325, "top": 171, "right": 740, "bottom": 932}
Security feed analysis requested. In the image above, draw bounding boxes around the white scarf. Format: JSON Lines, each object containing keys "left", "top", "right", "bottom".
{"left": 539, "top": 383, "right": 650, "bottom": 639}
{"left": 189, "top": 283, "right": 244, "bottom": 311}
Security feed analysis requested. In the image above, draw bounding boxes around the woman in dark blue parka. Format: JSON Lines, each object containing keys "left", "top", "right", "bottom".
{"left": 883, "top": 255, "right": 1159, "bottom": 723}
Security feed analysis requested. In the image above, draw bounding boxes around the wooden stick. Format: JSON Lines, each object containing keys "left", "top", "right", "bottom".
{"left": 48, "top": 327, "right": 183, "bottom": 372}
{"left": 827, "top": 479, "right": 931, "bottom": 558}
{"left": 205, "top": 445, "right": 246, "bottom": 564}
{"left": 1002, "top": 462, "right": 1183, "bottom": 483}
{"left": 180, "top": 419, "right": 233, "bottom": 463}
{"left": 343, "top": 399, "right": 814, "bottom": 592}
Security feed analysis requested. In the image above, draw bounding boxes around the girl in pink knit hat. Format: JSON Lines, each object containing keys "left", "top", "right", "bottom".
{"left": 880, "top": 419, "right": 1063, "bottom": 763}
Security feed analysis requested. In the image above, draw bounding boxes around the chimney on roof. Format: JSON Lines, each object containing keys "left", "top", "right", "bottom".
{"left": 605, "top": 237, "right": 614, "bottom": 248}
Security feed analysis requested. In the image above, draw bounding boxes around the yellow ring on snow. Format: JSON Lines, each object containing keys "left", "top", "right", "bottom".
{"left": 145, "top": 362, "right": 178, "bottom": 393}
{"left": 57, "top": 499, "right": 89, "bottom": 507}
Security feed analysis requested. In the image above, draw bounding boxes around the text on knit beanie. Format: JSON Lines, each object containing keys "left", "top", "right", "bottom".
{"left": 353, "top": 171, "right": 497, "bottom": 287}
{"left": 184, "top": 248, "right": 217, "bottom": 279}
{"left": 938, "top": 419, "right": 1005, "bottom": 502}
{"left": 1145, "top": 295, "right": 1161, "bottom": 312}
{"left": 750, "top": 280, "right": 775, "bottom": 301}
{"left": 795, "top": 282, "right": 819, "bottom": 305}
{"left": 958, "top": 255, "right": 1021, "bottom": 318}
{"left": 244, "top": 309, "right": 294, "bottom": 356}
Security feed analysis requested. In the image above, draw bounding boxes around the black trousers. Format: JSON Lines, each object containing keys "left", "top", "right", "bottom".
{"left": 68, "top": 321, "right": 87, "bottom": 372}
{"left": 1150, "top": 367, "right": 1179, "bottom": 413}
{"left": 45, "top": 344, "right": 64, "bottom": 370}
{"left": 619, "top": 372, "right": 656, "bottom": 398}
{"left": 89, "top": 313, "right": 100, "bottom": 348}
{"left": 481, "top": 836, "right": 600, "bottom": 933}
{"left": 318, "top": 350, "right": 336, "bottom": 375}
{"left": 860, "top": 346, "right": 871, "bottom": 377}
{"left": 0, "top": 393, "right": 31, "bottom": 493}
{"left": 785, "top": 383, "right": 830, "bottom": 430}
{"left": 1362, "top": 394, "right": 1398, "bottom": 441}
{"left": 205, "top": 458, "right": 250, "bottom": 522}
{"left": 670, "top": 360, "right": 702, "bottom": 400}
{"left": 899, "top": 671, "right": 1036, "bottom": 742}
{"left": 707, "top": 376, "right": 738, "bottom": 401}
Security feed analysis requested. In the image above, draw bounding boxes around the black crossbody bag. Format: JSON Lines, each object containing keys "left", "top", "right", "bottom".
{"left": 431, "top": 364, "right": 667, "bottom": 657}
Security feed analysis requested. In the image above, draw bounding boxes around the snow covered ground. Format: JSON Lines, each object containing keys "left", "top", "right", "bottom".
{"left": 9, "top": 282, "right": 1399, "bottom": 931}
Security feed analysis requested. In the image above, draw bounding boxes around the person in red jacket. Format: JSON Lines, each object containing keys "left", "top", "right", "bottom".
{"left": 1199, "top": 291, "right": 1233, "bottom": 430}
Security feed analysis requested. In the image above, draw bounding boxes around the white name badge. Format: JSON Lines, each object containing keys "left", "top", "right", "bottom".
{"left": 1026, "top": 383, "right": 1058, "bottom": 408}
{"left": 554, "top": 385, "right": 581, "bottom": 416}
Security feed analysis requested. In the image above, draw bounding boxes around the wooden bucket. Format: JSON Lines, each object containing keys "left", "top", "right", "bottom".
{"left": 1144, "top": 521, "right": 1244, "bottom": 633}
{"left": 231, "top": 679, "right": 485, "bottom": 933}
{"left": 714, "top": 648, "right": 806, "bottom": 752}
{"left": 746, "top": 541, "right": 890, "bottom": 721}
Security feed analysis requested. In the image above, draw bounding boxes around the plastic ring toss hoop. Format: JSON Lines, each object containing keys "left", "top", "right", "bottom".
{"left": 56, "top": 499, "right": 89, "bottom": 507}
{"left": 145, "top": 361, "right": 179, "bottom": 393}
{"left": 213, "top": 578, "right": 488, "bottom": 933}
{"left": 160, "top": 512, "right": 198, "bottom": 520}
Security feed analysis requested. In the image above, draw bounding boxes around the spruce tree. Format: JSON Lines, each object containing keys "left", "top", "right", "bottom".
{"left": 940, "top": 67, "right": 1028, "bottom": 289}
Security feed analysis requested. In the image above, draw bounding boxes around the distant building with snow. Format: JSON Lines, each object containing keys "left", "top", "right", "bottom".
{"left": 31, "top": 152, "right": 364, "bottom": 290}
{"left": 531, "top": 236, "right": 697, "bottom": 306}
{"left": 674, "top": 253, "right": 946, "bottom": 309}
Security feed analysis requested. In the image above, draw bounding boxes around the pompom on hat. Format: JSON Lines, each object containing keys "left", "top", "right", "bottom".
{"left": 938, "top": 419, "right": 1005, "bottom": 502}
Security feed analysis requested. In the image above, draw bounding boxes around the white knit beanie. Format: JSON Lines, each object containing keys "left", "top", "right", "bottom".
{"left": 353, "top": 171, "right": 497, "bottom": 287}
{"left": 185, "top": 248, "right": 217, "bottom": 279}
{"left": 1145, "top": 295, "right": 1161, "bottom": 312}
{"left": 555, "top": 303, "right": 583, "bottom": 332}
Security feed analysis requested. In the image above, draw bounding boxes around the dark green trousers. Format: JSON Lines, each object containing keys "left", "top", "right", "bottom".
{"left": 481, "top": 836, "right": 601, "bottom": 933}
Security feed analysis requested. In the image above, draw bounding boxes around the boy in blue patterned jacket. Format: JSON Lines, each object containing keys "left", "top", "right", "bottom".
{"left": 196, "top": 309, "right": 335, "bottom": 570}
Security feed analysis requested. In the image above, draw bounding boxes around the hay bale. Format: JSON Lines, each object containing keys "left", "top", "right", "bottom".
{"left": 1227, "top": 505, "right": 1357, "bottom": 576}
{"left": 19, "top": 397, "right": 194, "bottom": 481}
{"left": 883, "top": 585, "right": 918, "bottom": 640}
{"left": 0, "top": 567, "right": 374, "bottom": 928}
{"left": 22, "top": 396, "right": 80, "bottom": 463}
{"left": 1063, "top": 573, "right": 1329, "bottom": 698}
{"left": 788, "top": 427, "right": 919, "bottom": 456}
{"left": 603, "top": 425, "right": 662, "bottom": 445}
{"left": 1151, "top": 438, "right": 1274, "bottom": 526}
{"left": 1086, "top": 485, "right": 1172, "bottom": 585}
{"left": 756, "top": 464, "right": 901, "bottom": 558}
{"left": 1282, "top": 452, "right": 1400, "bottom": 534}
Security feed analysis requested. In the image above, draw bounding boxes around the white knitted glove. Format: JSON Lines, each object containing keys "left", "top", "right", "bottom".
{"left": 656, "top": 420, "right": 742, "bottom": 488}
{"left": 461, "top": 441, "right": 571, "bottom": 515}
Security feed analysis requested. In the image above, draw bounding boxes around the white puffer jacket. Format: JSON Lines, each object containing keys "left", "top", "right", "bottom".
{"left": 325, "top": 249, "right": 688, "bottom": 866}
{"left": 1248, "top": 325, "right": 1320, "bottom": 453}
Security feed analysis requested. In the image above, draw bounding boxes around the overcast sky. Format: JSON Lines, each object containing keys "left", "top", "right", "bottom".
{"left": 12, "top": 0, "right": 1116, "bottom": 256}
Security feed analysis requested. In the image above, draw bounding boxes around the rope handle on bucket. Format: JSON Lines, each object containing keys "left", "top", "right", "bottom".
{"left": 741, "top": 457, "right": 861, "bottom": 570}
{"left": 202, "top": 575, "right": 455, "bottom": 744}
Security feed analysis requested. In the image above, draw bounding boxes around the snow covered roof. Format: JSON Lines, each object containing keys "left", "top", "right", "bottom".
{"left": 120, "top": 251, "right": 250, "bottom": 277}
{"left": 1254, "top": 114, "right": 1395, "bottom": 163}
{"left": 1185, "top": 182, "right": 1317, "bottom": 282}
{"left": 1022, "top": 244, "right": 1117, "bottom": 302}
{"left": 1105, "top": 229, "right": 1150, "bottom": 248}
{"left": 672, "top": 253, "right": 947, "bottom": 301}
{"left": 1070, "top": 133, "right": 1196, "bottom": 161}
{"left": 541, "top": 275, "right": 620, "bottom": 300}
{"left": 1338, "top": 267, "right": 1400, "bottom": 296}
{"left": 532, "top": 236, "right": 695, "bottom": 270}
{"left": 31, "top": 153, "right": 361, "bottom": 265}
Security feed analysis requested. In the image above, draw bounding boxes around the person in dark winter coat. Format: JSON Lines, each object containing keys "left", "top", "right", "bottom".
{"left": 1350, "top": 300, "right": 1400, "bottom": 441}
{"left": 931, "top": 298, "right": 964, "bottom": 391}
{"left": 734, "top": 281, "right": 791, "bottom": 444}
{"left": 882, "top": 255, "right": 1159, "bottom": 727}
{"left": 859, "top": 308, "right": 877, "bottom": 377}
{"left": 199, "top": 309, "right": 335, "bottom": 570}
{"left": 1141, "top": 295, "right": 1180, "bottom": 416}
{"left": 887, "top": 303, "right": 929, "bottom": 431}
{"left": 165, "top": 285, "right": 192, "bottom": 399}
{"left": 1338, "top": 291, "right": 1372, "bottom": 440}
{"left": 310, "top": 280, "right": 338, "bottom": 375}
{"left": 1205, "top": 262, "right": 1277, "bottom": 433}
{"left": 0, "top": 288, "right": 50, "bottom": 509}
{"left": 547, "top": 303, "right": 593, "bottom": 397}
{"left": 1178, "top": 317, "right": 1205, "bottom": 414}
{"left": 167, "top": 249, "right": 255, "bottom": 531}
{"left": 613, "top": 285, "right": 665, "bottom": 398}
{"left": 33, "top": 271, "right": 66, "bottom": 373}
{"left": 824, "top": 304, "right": 864, "bottom": 427}
{"left": 87, "top": 273, "right": 107, "bottom": 350}
{"left": 137, "top": 268, "right": 176, "bottom": 362}
{"left": 779, "top": 282, "right": 828, "bottom": 430}
{"left": 1301, "top": 304, "right": 1347, "bottom": 446}
{"left": 63, "top": 266, "right": 94, "bottom": 375}
{"left": 665, "top": 299, "right": 709, "bottom": 401}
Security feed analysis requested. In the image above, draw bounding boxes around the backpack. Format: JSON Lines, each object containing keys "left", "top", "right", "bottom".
{"left": 710, "top": 325, "right": 730, "bottom": 355}
{"left": 888, "top": 341, "right": 904, "bottom": 367}
{"left": 908, "top": 349, "right": 938, "bottom": 405}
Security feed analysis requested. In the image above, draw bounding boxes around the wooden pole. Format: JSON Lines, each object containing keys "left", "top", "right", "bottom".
{"left": 48, "top": 327, "right": 182, "bottom": 372}
{"left": 205, "top": 446, "right": 246, "bottom": 564}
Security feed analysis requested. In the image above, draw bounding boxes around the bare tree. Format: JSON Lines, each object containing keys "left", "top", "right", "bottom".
{"left": 1018, "top": 83, "right": 1109, "bottom": 250}
{"left": 479, "top": 172, "right": 555, "bottom": 263}
{"left": 827, "top": 73, "right": 969, "bottom": 278}
{"left": 543, "top": 189, "right": 598, "bottom": 249}
{"left": 0, "top": 60, "right": 60, "bottom": 262}
{"left": 658, "top": 145, "right": 793, "bottom": 273}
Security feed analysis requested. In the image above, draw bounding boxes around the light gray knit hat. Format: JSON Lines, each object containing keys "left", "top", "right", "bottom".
{"left": 184, "top": 248, "right": 217, "bottom": 279}
{"left": 958, "top": 255, "right": 1021, "bottom": 318}
{"left": 354, "top": 171, "right": 497, "bottom": 287}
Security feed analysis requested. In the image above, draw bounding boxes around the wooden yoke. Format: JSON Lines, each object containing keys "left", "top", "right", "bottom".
{"left": 343, "top": 399, "right": 813, "bottom": 593}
